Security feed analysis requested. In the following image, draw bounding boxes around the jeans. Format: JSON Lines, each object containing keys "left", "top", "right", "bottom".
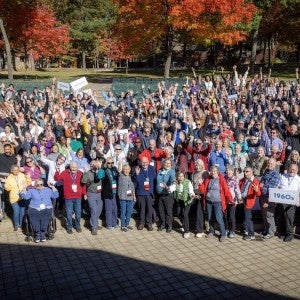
{"left": 105, "top": 196, "right": 118, "bottom": 228}
{"left": 206, "top": 201, "right": 226, "bottom": 237}
{"left": 87, "top": 192, "right": 103, "bottom": 230}
{"left": 196, "top": 198, "right": 204, "bottom": 233}
{"left": 137, "top": 195, "right": 153, "bottom": 226}
{"left": 244, "top": 208, "right": 254, "bottom": 236}
{"left": 28, "top": 207, "right": 52, "bottom": 239}
{"left": 65, "top": 198, "right": 81, "bottom": 230}
{"left": 158, "top": 194, "right": 174, "bottom": 229}
{"left": 120, "top": 199, "right": 134, "bottom": 227}
{"left": 11, "top": 200, "right": 27, "bottom": 228}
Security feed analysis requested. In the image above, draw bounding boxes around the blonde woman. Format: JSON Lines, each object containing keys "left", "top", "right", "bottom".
{"left": 4, "top": 165, "right": 31, "bottom": 231}
{"left": 192, "top": 159, "right": 209, "bottom": 238}
{"left": 283, "top": 150, "right": 300, "bottom": 175}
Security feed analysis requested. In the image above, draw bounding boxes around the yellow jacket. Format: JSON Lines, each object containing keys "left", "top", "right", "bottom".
{"left": 4, "top": 173, "right": 31, "bottom": 204}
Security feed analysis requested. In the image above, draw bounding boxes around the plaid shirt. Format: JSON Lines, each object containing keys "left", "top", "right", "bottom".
{"left": 260, "top": 169, "right": 281, "bottom": 196}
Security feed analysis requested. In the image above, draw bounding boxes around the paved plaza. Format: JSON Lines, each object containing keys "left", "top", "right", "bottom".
{"left": 0, "top": 215, "right": 299, "bottom": 300}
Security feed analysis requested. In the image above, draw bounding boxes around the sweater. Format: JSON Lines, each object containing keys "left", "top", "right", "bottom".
{"left": 156, "top": 168, "right": 176, "bottom": 195}
{"left": 21, "top": 187, "right": 59, "bottom": 210}
{"left": 54, "top": 170, "right": 85, "bottom": 200}
{"left": 132, "top": 165, "right": 156, "bottom": 196}
{"left": 118, "top": 173, "right": 135, "bottom": 200}
{"left": 81, "top": 169, "right": 105, "bottom": 193}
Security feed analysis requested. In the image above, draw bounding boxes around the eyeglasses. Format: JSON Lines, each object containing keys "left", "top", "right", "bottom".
{"left": 195, "top": 142, "right": 202, "bottom": 145}
{"left": 135, "top": 141, "right": 141, "bottom": 144}
{"left": 36, "top": 184, "right": 43, "bottom": 187}
{"left": 115, "top": 148, "right": 121, "bottom": 151}
{"left": 107, "top": 162, "right": 114, "bottom": 165}
{"left": 42, "top": 139, "right": 47, "bottom": 142}
{"left": 244, "top": 170, "right": 250, "bottom": 173}
{"left": 1, "top": 140, "right": 7, "bottom": 143}
{"left": 196, "top": 123, "right": 201, "bottom": 126}
{"left": 26, "top": 160, "right": 33, "bottom": 163}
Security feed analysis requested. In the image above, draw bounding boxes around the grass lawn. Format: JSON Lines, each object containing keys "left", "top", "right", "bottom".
{"left": 0, "top": 65, "right": 297, "bottom": 80}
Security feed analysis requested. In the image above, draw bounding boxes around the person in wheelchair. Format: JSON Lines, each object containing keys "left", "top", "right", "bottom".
{"left": 20, "top": 179, "right": 59, "bottom": 243}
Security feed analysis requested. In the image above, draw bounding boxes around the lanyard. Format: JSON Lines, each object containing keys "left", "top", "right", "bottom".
{"left": 70, "top": 172, "right": 77, "bottom": 183}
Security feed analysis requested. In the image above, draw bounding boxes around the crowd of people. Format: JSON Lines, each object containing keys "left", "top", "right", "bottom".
{"left": 0, "top": 66, "right": 299, "bottom": 243}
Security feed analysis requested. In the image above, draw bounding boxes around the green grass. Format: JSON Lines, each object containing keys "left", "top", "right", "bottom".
{"left": 0, "top": 65, "right": 297, "bottom": 84}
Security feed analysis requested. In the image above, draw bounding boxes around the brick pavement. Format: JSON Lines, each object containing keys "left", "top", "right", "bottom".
{"left": 0, "top": 216, "right": 299, "bottom": 300}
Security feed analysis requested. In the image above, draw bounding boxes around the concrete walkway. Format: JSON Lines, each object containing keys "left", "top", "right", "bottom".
{"left": 0, "top": 215, "right": 299, "bottom": 300}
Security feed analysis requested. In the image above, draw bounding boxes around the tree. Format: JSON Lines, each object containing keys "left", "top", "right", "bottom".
{"left": 112, "top": 0, "right": 257, "bottom": 78}
{"left": 0, "top": 19, "right": 13, "bottom": 79}
{"left": 0, "top": 1, "right": 70, "bottom": 69}
{"left": 53, "top": 0, "right": 117, "bottom": 69}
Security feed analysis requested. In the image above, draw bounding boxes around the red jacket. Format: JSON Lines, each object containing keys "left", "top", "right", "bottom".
{"left": 189, "top": 143, "right": 212, "bottom": 172}
{"left": 239, "top": 177, "right": 261, "bottom": 209}
{"left": 138, "top": 148, "right": 167, "bottom": 172}
{"left": 54, "top": 170, "right": 86, "bottom": 200}
{"left": 199, "top": 174, "right": 233, "bottom": 212}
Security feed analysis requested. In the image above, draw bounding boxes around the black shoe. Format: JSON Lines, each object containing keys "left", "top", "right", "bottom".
{"left": 121, "top": 227, "right": 128, "bottom": 232}
{"left": 67, "top": 229, "right": 73, "bottom": 234}
{"left": 91, "top": 229, "right": 97, "bottom": 235}
{"left": 97, "top": 226, "right": 102, "bottom": 230}
{"left": 127, "top": 226, "right": 134, "bottom": 230}
{"left": 284, "top": 235, "right": 293, "bottom": 242}
{"left": 166, "top": 228, "right": 172, "bottom": 233}
{"left": 157, "top": 225, "right": 165, "bottom": 232}
{"left": 137, "top": 224, "right": 144, "bottom": 230}
{"left": 76, "top": 228, "right": 82, "bottom": 233}
{"left": 147, "top": 226, "right": 153, "bottom": 231}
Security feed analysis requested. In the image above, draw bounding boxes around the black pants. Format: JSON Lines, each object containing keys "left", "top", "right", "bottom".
{"left": 224, "top": 203, "right": 236, "bottom": 232}
{"left": 278, "top": 204, "right": 296, "bottom": 237}
{"left": 196, "top": 199, "right": 204, "bottom": 233}
{"left": 177, "top": 199, "right": 195, "bottom": 233}
{"left": 158, "top": 194, "right": 174, "bottom": 229}
{"left": 137, "top": 195, "right": 153, "bottom": 227}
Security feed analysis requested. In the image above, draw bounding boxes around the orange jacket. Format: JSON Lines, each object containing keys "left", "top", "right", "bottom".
{"left": 239, "top": 177, "right": 261, "bottom": 209}
{"left": 199, "top": 173, "right": 233, "bottom": 212}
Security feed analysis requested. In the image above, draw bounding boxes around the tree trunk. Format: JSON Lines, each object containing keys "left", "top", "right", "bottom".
{"left": 262, "top": 40, "right": 266, "bottom": 65}
{"left": 164, "top": 53, "right": 172, "bottom": 79}
{"left": 250, "top": 29, "right": 258, "bottom": 75}
{"left": 268, "top": 37, "right": 271, "bottom": 68}
{"left": 0, "top": 19, "right": 13, "bottom": 80}
{"left": 82, "top": 52, "right": 86, "bottom": 70}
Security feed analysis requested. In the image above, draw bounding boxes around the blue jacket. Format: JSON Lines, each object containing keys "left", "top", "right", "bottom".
{"left": 209, "top": 150, "right": 228, "bottom": 174}
{"left": 133, "top": 165, "right": 156, "bottom": 196}
{"left": 156, "top": 168, "right": 176, "bottom": 195}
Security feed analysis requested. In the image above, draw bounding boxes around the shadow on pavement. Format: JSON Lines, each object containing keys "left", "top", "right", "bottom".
{"left": 0, "top": 242, "right": 296, "bottom": 300}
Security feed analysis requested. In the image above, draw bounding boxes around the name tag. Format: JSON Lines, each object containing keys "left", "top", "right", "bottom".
{"left": 40, "top": 204, "right": 45, "bottom": 210}
{"left": 159, "top": 183, "right": 164, "bottom": 188}
{"left": 97, "top": 185, "right": 102, "bottom": 192}
{"left": 144, "top": 181, "right": 150, "bottom": 191}
{"left": 31, "top": 181, "right": 35, "bottom": 186}
{"left": 150, "top": 162, "right": 155, "bottom": 166}
{"left": 72, "top": 184, "right": 77, "bottom": 192}
{"left": 112, "top": 183, "right": 117, "bottom": 190}
{"left": 126, "top": 190, "right": 132, "bottom": 197}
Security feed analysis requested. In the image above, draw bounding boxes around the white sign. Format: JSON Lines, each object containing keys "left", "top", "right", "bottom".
{"left": 269, "top": 188, "right": 299, "bottom": 205}
{"left": 70, "top": 77, "right": 88, "bottom": 91}
{"left": 57, "top": 81, "right": 70, "bottom": 91}
{"left": 83, "top": 89, "right": 92, "bottom": 96}
{"left": 228, "top": 94, "right": 238, "bottom": 101}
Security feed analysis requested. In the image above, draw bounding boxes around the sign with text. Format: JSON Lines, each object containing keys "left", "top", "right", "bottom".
{"left": 269, "top": 188, "right": 299, "bottom": 205}
{"left": 57, "top": 81, "right": 70, "bottom": 91}
{"left": 70, "top": 77, "right": 88, "bottom": 91}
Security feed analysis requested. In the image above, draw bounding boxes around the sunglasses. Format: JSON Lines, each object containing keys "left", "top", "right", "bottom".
{"left": 107, "top": 162, "right": 114, "bottom": 165}
{"left": 36, "top": 184, "right": 43, "bottom": 187}
{"left": 26, "top": 160, "right": 33, "bottom": 163}
{"left": 135, "top": 141, "right": 141, "bottom": 144}
{"left": 115, "top": 148, "right": 121, "bottom": 151}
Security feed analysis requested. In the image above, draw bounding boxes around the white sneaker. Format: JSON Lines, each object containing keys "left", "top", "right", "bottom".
{"left": 195, "top": 232, "right": 205, "bottom": 238}
{"left": 183, "top": 232, "right": 190, "bottom": 238}
{"left": 179, "top": 227, "right": 184, "bottom": 232}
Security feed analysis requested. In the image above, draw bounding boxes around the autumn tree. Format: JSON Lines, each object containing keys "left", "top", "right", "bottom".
{"left": 0, "top": 1, "right": 70, "bottom": 70}
{"left": 112, "top": 0, "right": 257, "bottom": 78}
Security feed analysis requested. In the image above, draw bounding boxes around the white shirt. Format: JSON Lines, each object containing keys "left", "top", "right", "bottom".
{"left": 280, "top": 174, "right": 300, "bottom": 192}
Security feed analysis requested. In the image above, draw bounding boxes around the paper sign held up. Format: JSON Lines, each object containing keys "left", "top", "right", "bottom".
{"left": 70, "top": 77, "right": 88, "bottom": 91}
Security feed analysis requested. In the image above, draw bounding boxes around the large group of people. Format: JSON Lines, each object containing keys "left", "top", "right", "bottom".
{"left": 0, "top": 66, "right": 299, "bottom": 243}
